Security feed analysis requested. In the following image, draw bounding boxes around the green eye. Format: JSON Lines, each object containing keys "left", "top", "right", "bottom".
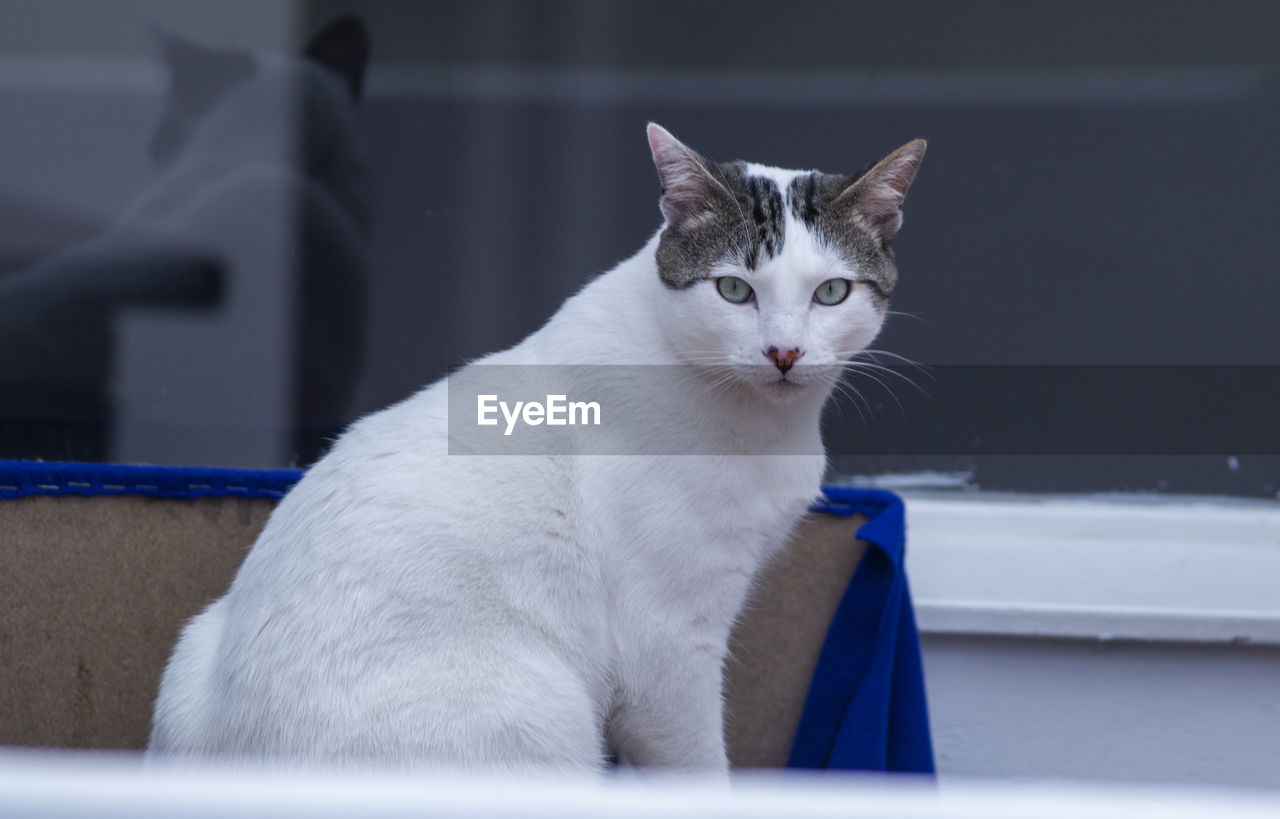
{"left": 716, "top": 276, "right": 754, "bottom": 304}
{"left": 814, "top": 278, "right": 851, "bottom": 306}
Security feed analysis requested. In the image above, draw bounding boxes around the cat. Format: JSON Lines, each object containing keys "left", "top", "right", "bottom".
{"left": 148, "top": 124, "right": 925, "bottom": 774}
{"left": 0, "top": 16, "right": 370, "bottom": 465}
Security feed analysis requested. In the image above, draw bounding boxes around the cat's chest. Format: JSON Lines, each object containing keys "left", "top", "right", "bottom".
{"left": 590, "top": 454, "right": 822, "bottom": 564}
{"left": 582, "top": 454, "right": 822, "bottom": 650}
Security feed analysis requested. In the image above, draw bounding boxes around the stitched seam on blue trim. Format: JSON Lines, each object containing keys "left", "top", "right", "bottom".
{"left": 0, "top": 481, "right": 291, "bottom": 498}
{"left": 0, "top": 460, "right": 304, "bottom": 502}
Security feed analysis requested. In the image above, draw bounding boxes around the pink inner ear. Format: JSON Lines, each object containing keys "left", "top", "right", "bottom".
{"left": 647, "top": 126, "right": 683, "bottom": 175}
{"left": 857, "top": 183, "right": 906, "bottom": 226}
{"left": 647, "top": 124, "right": 710, "bottom": 225}
{"left": 852, "top": 141, "right": 926, "bottom": 240}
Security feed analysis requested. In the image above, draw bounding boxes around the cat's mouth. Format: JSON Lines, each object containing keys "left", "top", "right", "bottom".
{"left": 765, "top": 370, "right": 816, "bottom": 395}
{"left": 756, "top": 363, "right": 841, "bottom": 399}
{"left": 756, "top": 376, "right": 817, "bottom": 405}
{"left": 708, "top": 364, "right": 831, "bottom": 400}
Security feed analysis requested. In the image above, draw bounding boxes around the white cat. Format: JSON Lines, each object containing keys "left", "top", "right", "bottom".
{"left": 148, "top": 124, "right": 925, "bottom": 774}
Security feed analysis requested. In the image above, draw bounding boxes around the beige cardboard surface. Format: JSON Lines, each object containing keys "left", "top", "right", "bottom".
{"left": 725, "top": 512, "right": 867, "bottom": 767}
{"left": 0, "top": 495, "right": 272, "bottom": 750}
{"left": 1, "top": 494, "right": 865, "bottom": 767}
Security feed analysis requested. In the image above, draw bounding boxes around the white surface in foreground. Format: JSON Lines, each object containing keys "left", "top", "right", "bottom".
{"left": 1, "top": 749, "right": 1280, "bottom": 819}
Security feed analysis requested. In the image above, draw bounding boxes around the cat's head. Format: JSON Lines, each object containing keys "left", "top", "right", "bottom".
{"left": 148, "top": 16, "right": 372, "bottom": 230}
{"left": 647, "top": 124, "right": 924, "bottom": 402}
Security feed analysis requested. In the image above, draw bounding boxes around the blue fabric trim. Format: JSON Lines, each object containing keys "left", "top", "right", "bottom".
{"left": 789, "top": 486, "right": 936, "bottom": 774}
{"left": 0, "top": 460, "right": 303, "bottom": 501}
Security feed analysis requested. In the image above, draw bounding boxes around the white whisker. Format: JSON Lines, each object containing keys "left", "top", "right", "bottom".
{"left": 853, "top": 348, "right": 934, "bottom": 376}
{"left": 829, "top": 379, "right": 872, "bottom": 426}
{"left": 884, "top": 310, "right": 931, "bottom": 325}
{"left": 840, "top": 366, "right": 908, "bottom": 420}
{"left": 841, "top": 360, "right": 931, "bottom": 399}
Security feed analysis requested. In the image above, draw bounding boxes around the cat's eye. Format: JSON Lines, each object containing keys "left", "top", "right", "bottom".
{"left": 716, "top": 276, "right": 754, "bottom": 304}
{"left": 813, "top": 278, "right": 851, "bottom": 306}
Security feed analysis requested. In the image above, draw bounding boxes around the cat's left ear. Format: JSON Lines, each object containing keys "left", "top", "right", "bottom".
{"left": 842, "top": 139, "right": 927, "bottom": 243}
{"left": 305, "top": 15, "right": 371, "bottom": 100}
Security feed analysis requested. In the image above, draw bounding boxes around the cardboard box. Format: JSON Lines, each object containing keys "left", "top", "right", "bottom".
{"left": 0, "top": 494, "right": 865, "bottom": 767}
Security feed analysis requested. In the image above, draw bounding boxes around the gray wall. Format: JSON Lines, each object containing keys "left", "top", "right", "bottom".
{"left": 924, "top": 634, "right": 1280, "bottom": 787}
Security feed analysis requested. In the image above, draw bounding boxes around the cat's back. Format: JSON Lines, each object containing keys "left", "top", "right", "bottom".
{"left": 229, "top": 370, "right": 595, "bottom": 624}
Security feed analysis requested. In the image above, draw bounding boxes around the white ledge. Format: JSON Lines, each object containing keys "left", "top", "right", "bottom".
{"left": 902, "top": 493, "right": 1280, "bottom": 646}
{"left": 916, "top": 600, "right": 1280, "bottom": 646}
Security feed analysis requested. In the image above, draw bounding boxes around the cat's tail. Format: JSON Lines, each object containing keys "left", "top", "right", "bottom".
{"left": 147, "top": 597, "right": 227, "bottom": 756}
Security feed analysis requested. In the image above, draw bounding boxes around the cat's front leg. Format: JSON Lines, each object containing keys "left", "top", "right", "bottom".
{"left": 609, "top": 641, "right": 730, "bottom": 773}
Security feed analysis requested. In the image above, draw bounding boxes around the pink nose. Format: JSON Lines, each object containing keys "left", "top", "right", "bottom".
{"left": 764, "top": 346, "right": 804, "bottom": 374}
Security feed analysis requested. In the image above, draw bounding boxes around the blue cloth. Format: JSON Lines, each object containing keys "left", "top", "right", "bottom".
{"left": 0, "top": 462, "right": 933, "bottom": 772}
{"left": 789, "top": 486, "right": 935, "bottom": 774}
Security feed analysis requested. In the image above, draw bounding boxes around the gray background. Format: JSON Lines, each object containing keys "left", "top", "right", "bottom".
{"left": 1, "top": 0, "right": 1277, "bottom": 494}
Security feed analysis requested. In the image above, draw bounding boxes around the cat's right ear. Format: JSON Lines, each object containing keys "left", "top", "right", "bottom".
{"left": 647, "top": 123, "right": 718, "bottom": 228}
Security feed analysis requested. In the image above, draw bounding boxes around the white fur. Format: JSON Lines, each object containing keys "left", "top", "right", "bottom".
{"left": 149, "top": 163, "right": 888, "bottom": 774}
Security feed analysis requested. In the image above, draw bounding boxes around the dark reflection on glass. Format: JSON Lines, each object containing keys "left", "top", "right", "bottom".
{"left": 0, "top": 13, "right": 371, "bottom": 467}
{"left": 1, "top": 1, "right": 1277, "bottom": 497}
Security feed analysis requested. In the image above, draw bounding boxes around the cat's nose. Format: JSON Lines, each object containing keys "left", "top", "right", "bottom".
{"left": 764, "top": 346, "right": 804, "bottom": 374}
